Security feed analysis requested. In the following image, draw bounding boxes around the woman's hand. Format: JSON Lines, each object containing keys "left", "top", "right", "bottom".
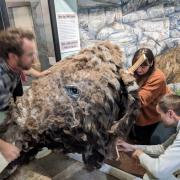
{"left": 119, "top": 69, "right": 135, "bottom": 85}
{"left": 0, "top": 140, "right": 20, "bottom": 162}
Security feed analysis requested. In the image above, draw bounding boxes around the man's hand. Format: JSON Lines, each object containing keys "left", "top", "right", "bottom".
{"left": 39, "top": 69, "right": 51, "bottom": 77}
{"left": 116, "top": 139, "right": 136, "bottom": 152}
{"left": 132, "top": 149, "right": 144, "bottom": 160}
{"left": 116, "top": 139, "right": 144, "bottom": 162}
{"left": 0, "top": 140, "right": 20, "bottom": 162}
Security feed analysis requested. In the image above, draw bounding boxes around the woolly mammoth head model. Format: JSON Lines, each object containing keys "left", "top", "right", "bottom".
{"left": 0, "top": 41, "right": 139, "bottom": 179}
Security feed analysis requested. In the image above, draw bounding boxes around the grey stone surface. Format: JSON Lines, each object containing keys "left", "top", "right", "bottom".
{"left": 133, "top": 27, "right": 143, "bottom": 41}
{"left": 134, "top": 18, "right": 169, "bottom": 32}
{"left": 175, "top": 5, "right": 180, "bottom": 12}
{"left": 164, "top": 6, "right": 175, "bottom": 15}
{"left": 88, "top": 8, "right": 106, "bottom": 38}
{"left": 123, "top": 45, "right": 137, "bottom": 56}
{"left": 143, "top": 31, "right": 169, "bottom": 41}
{"left": 78, "top": 9, "right": 89, "bottom": 30}
{"left": 163, "top": 38, "right": 180, "bottom": 49}
{"left": 105, "top": 7, "right": 116, "bottom": 25}
{"left": 170, "top": 29, "right": 180, "bottom": 38}
{"left": 114, "top": 24, "right": 133, "bottom": 32}
{"left": 122, "top": 10, "right": 148, "bottom": 23}
{"left": 170, "top": 12, "right": 180, "bottom": 20}
{"left": 108, "top": 32, "right": 137, "bottom": 45}
{"left": 80, "top": 28, "right": 90, "bottom": 39}
{"left": 114, "top": 7, "right": 123, "bottom": 22}
{"left": 10, "top": 152, "right": 120, "bottom": 180}
{"left": 125, "top": 54, "right": 134, "bottom": 68}
{"left": 121, "top": 0, "right": 156, "bottom": 14}
{"left": 53, "top": 164, "right": 118, "bottom": 180}
{"left": 154, "top": 41, "right": 167, "bottom": 55}
{"left": 138, "top": 37, "right": 156, "bottom": 49}
{"left": 97, "top": 27, "right": 116, "bottom": 40}
{"left": 147, "top": 5, "right": 165, "bottom": 19}
{"left": 169, "top": 17, "right": 178, "bottom": 29}
{"left": 77, "top": 0, "right": 111, "bottom": 8}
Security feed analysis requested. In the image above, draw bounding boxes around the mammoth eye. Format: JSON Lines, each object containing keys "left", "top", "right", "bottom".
{"left": 64, "top": 85, "right": 80, "bottom": 100}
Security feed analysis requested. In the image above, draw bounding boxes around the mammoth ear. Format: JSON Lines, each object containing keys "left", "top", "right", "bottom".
{"left": 108, "top": 68, "right": 140, "bottom": 138}
{"left": 108, "top": 112, "right": 129, "bottom": 136}
{"left": 109, "top": 88, "right": 140, "bottom": 138}
{"left": 108, "top": 121, "right": 120, "bottom": 135}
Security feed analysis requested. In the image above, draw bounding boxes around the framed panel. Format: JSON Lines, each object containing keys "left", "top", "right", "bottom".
{"left": 0, "top": 0, "right": 10, "bottom": 30}
{"left": 48, "top": 0, "right": 61, "bottom": 61}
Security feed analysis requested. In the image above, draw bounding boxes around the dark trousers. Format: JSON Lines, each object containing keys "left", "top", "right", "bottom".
{"left": 129, "top": 122, "right": 176, "bottom": 145}
{"left": 129, "top": 123, "right": 159, "bottom": 145}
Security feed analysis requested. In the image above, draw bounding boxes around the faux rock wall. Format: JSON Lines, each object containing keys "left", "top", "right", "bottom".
{"left": 78, "top": 1, "right": 180, "bottom": 67}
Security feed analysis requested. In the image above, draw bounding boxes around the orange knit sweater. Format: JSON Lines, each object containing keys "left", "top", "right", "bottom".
{"left": 136, "top": 68, "right": 171, "bottom": 126}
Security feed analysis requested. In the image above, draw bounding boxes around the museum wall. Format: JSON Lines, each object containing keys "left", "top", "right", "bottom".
{"left": 77, "top": 0, "right": 180, "bottom": 68}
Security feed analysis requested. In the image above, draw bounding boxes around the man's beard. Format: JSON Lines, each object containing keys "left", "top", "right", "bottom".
{"left": 17, "top": 58, "right": 32, "bottom": 70}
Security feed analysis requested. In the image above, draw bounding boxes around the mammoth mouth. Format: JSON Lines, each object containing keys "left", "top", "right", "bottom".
{"left": 43, "top": 122, "right": 108, "bottom": 152}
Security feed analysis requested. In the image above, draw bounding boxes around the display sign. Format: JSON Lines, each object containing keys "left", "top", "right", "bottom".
{"left": 56, "top": 12, "right": 80, "bottom": 53}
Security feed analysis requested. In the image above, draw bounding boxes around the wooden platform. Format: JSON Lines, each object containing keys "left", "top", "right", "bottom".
{"left": 106, "top": 152, "right": 145, "bottom": 178}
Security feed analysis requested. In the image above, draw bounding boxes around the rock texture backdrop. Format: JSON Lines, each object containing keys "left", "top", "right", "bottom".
{"left": 77, "top": 0, "right": 180, "bottom": 68}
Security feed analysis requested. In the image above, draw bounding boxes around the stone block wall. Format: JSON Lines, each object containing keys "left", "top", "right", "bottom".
{"left": 78, "top": 1, "right": 180, "bottom": 67}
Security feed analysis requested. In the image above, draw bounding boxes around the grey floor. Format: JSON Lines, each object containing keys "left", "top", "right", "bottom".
{"left": 9, "top": 152, "right": 120, "bottom": 180}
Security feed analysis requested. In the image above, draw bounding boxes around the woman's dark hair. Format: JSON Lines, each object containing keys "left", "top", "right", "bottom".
{"left": 132, "top": 48, "right": 155, "bottom": 86}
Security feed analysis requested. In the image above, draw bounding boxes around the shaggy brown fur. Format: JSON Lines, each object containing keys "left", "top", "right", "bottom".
{"left": 156, "top": 47, "right": 180, "bottom": 84}
{"left": 0, "top": 41, "right": 139, "bottom": 179}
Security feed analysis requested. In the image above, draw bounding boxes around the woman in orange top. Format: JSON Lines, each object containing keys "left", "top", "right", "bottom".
{"left": 129, "top": 48, "right": 175, "bottom": 145}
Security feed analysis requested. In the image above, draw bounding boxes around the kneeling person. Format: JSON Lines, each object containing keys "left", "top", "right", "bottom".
{"left": 117, "top": 94, "right": 180, "bottom": 179}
